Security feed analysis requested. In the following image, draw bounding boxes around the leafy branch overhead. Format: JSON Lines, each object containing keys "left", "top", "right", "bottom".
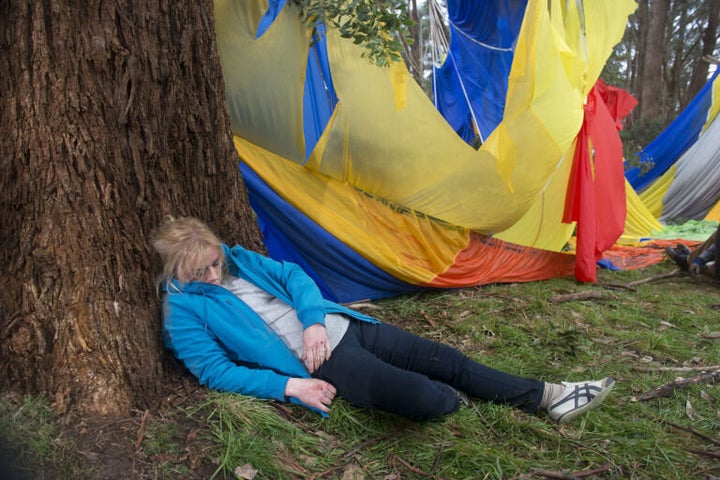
{"left": 290, "top": 0, "right": 414, "bottom": 66}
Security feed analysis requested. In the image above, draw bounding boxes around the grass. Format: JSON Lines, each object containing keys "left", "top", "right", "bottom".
{"left": 1, "top": 261, "right": 719, "bottom": 479}
{"left": 0, "top": 394, "right": 84, "bottom": 479}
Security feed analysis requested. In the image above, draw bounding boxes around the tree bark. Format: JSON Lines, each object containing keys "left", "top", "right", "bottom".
{"left": 683, "top": 0, "right": 720, "bottom": 107}
{"left": 0, "top": 0, "right": 262, "bottom": 416}
{"left": 637, "top": 0, "right": 670, "bottom": 120}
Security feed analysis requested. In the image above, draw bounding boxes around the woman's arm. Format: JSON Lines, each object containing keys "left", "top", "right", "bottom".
{"left": 163, "top": 298, "right": 290, "bottom": 401}
{"left": 227, "top": 245, "right": 327, "bottom": 328}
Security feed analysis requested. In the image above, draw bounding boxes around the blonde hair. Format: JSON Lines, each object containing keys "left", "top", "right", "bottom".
{"left": 150, "top": 216, "right": 226, "bottom": 293}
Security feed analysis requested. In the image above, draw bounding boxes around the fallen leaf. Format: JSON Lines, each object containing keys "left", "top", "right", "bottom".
{"left": 185, "top": 428, "right": 201, "bottom": 442}
{"left": 342, "top": 463, "right": 364, "bottom": 480}
{"left": 686, "top": 400, "right": 695, "bottom": 419}
{"left": 658, "top": 320, "right": 677, "bottom": 331}
{"left": 235, "top": 463, "right": 258, "bottom": 480}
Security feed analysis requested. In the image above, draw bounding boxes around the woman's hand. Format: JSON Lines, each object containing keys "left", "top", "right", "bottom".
{"left": 302, "top": 323, "right": 331, "bottom": 373}
{"left": 285, "top": 378, "right": 336, "bottom": 413}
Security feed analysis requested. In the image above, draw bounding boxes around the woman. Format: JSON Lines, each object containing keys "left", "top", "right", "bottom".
{"left": 151, "top": 216, "right": 614, "bottom": 422}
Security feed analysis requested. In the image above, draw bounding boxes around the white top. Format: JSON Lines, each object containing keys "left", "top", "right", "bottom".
{"left": 223, "top": 275, "right": 349, "bottom": 360}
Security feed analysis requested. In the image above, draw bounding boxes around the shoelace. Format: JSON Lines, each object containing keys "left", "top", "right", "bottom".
{"left": 551, "top": 383, "right": 602, "bottom": 410}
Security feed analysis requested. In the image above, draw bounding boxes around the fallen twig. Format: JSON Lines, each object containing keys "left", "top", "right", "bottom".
{"left": 662, "top": 419, "right": 720, "bottom": 447}
{"left": 529, "top": 462, "right": 612, "bottom": 479}
{"left": 528, "top": 469, "right": 580, "bottom": 480}
{"left": 549, "top": 291, "right": 605, "bottom": 303}
{"left": 635, "top": 371, "right": 720, "bottom": 401}
{"left": 134, "top": 409, "right": 151, "bottom": 450}
{"left": 626, "top": 269, "right": 680, "bottom": 287}
{"left": 420, "top": 311, "right": 438, "bottom": 327}
{"left": 599, "top": 282, "right": 637, "bottom": 292}
{"left": 689, "top": 448, "right": 720, "bottom": 459}
{"left": 633, "top": 364, "right": 720, "bottom": 373}
{"left": 390, "top": 454, "right": 439, "bottom": 478}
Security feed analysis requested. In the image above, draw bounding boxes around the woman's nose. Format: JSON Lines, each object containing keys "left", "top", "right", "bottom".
{"left": 206, "top": 268, "right": 220, "bottom": 284}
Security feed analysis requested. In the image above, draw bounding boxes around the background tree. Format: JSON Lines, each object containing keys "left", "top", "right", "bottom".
{"left": 602, "top": 0, "right": 720, "bottom": 158}
{"left": 684, "top": 0, "right": 720, "bottom": 107}
{"left": 0, "top": 0, "right": 263, "bottom": 417}
{"left": 637, "top": 0, "right": 670, "bottom": 120}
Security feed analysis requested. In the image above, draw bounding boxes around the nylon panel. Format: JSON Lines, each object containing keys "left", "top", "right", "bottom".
{"left": 214, "top": 0, "right": 639, "bottom": 294}
{"left": 215, "top": 0, "right": 308, "bottom": 164}
{"left": 627, "top": 70, "right": 719, "bottom": 192}
{"left": 622, "top": 180, "right": 663, "bottom": 241}
{"left": 237, "top": 136, "right": 575, "bottom": 290}
{"left": 493, "top": 0, "right": 636, "bottom": 249}
{"left": 705, "top": 199, "right": 720, "bottom": 221}
{"left": 659, "top": 115, "right": 720, "bottom": 221}
{"left": 640, "top": 166, "right": 677, "bottom": 218}
{"left": 235, "top": 137, "right": 466, "bottom": 285}
{"left": 302, "top": 0, "right": 635, "bottom": 232}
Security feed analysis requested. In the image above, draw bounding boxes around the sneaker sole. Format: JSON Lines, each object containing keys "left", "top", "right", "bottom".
{"left": 556, "top": 378, "right": 615, "bottom": 423}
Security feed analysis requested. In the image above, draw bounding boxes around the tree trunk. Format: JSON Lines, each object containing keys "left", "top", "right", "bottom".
{"left": 627, "top": 0, "right": 648, "bottom": 126}
{"left": 403, "top": 0, "right": 424, "bottom": 86}
{"left": 0, "top": 0, "right": 263, "bottom": 416}
{"left": 683, "top": 0, "right": 720, "bottom": 107}
{"left": 637, "top": 0, "right": 669, "bottom": 120}
{"left": 666, "top": 4, "right": 688, "bottom": 118}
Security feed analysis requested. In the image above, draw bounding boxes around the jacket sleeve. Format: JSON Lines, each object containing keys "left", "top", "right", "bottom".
{"left": 227, "top": 245, "right": 327, "bottom": 329}
{"left": 163, "top": 296, "right": 290, "bottom": 401}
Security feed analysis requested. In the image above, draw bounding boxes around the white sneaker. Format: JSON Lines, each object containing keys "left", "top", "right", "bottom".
{"left": 547, "top": 377, "right": 615, "bottom": 423}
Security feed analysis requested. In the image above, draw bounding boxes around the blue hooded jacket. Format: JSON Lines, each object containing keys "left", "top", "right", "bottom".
{"left": 162, "top": 244, "right": 378, "bottom": 412}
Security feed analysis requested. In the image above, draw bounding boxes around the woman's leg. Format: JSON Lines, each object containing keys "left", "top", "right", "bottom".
{"left": 314, "top": 323, "right": 460, "bottom": 420}
{"left": 351, "top": 321, "right": 544, "bottom": 413}
{"left": 315, "top": 321, "right": 544, "bottom": 419}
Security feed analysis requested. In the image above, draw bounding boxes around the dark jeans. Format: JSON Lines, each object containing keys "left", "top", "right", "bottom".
{"left": 313, "top": 320, "right": 544, "bottom": 420}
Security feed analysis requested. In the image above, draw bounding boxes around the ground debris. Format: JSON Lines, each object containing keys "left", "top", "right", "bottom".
{"left": 634, "top": 370, "right": 720, "bottom": 401}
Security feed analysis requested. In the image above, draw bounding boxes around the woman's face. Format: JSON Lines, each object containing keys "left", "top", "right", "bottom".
{"left": 183, "top": 246, "right": 223, "bottom": 285}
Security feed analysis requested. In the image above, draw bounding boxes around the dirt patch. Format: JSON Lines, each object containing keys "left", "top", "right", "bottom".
{"left": 64, "top": 379, "right": 219, "bottom": 480}
{"left": 71, "top": 380, "right": 216, "bottom": 479}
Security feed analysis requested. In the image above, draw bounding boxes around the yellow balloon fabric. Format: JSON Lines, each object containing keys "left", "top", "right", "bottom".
{"left": 215, "top": 0, "right": 643, "bottom": 287}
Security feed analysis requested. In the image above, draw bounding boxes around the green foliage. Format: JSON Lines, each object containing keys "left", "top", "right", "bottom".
{"left": 290, "top": 0, "right": 414, "bottom": 66}
{"left": 621, "top": 116, "right": 665, "bottom": 168}
{"left": 0, "top": 395, "right": 85, "bottom": 479}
